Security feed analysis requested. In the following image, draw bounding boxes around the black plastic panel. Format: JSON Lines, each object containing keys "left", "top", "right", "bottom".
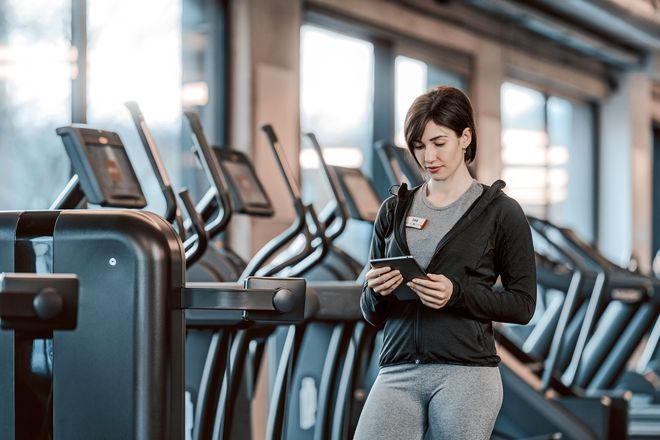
{"left": 56, "top": 126, "right": 147, "bottom": 208}
{"left": 0, "top": 273, "right": 78, "bottom": 332}
{"left": 243, "top": 277, "right": 306, "bottom": 324}
{"left": 214, "top": 148, "right": 274, "bottom": 217}
{"left": 0, "top": 212, "right": 20, "bottom": 440}
{"left": 331, "top": 166, "right": 380, "bottom": 223}
{"left": 52, "top": 210, "right": 185, "bottom": 439}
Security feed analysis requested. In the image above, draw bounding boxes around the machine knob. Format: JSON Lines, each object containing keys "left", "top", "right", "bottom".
{"left": 33, "top": 288, "right": 64, "bottom": 320}
{"left": 272, "top": 288, "right": 295, "bottom": 313}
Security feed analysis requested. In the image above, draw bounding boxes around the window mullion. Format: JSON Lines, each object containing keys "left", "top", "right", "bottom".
{"left": 71, "top": 0, "right": 87, "bottom": 124}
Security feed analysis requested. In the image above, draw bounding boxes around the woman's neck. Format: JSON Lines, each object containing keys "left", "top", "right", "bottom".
{"left": 425, "top": 165, "right": 474, "bottom": 207}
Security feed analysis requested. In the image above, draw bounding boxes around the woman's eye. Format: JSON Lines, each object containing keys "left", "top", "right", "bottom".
{"left": 413, "top": 144, "right": 424, "bottom": 150}
{"left": 434, "top": 143, "right": 445, "bottom": 147}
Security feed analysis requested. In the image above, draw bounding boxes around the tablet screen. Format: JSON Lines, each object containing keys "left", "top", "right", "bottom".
{"left": 370, "top": 256, "right": 427, "bottom": 301}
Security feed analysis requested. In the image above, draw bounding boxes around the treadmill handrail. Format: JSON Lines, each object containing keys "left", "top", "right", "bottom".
{"left": 527, "top": 215, "right": 658, "bottom": 389}
{"left": 527, "top": 216, "right": 597, "bottom": 392}
{"left": 179, "top": 188, "right": 208, "bottom": 267}
{"left": 305, "top": 133, "right": 350, "bottom": 241}
{"left": 184, "top": 110, "right": 233, "bottom": 239}
{"left": 50, "top": 175, "right": 86, "bottom": 210}
{"left": 182, "top": 285, "right": 294, "bottom": 312}
{"left": 240, "top": 213, "right": 306, "bottom": 279}
{"left": 540, "top": 269, "right": 585, "bottom": 392}
{"left": 125, "top": 101, "right": 179, "bottom": 224}
{"left": 376, "top": 140, "right": 425, "bottom": 187}
{"left": 255, "top": 205, "right": 321, "bottom": 277}
{"left": 375, "top": 140, "right": 399, "bottom": 186}
{"left": 260, "top": 124, "right": 304, "bottom": 211}
{"left": 281, "top": 204, "right": 331, "bottom": 278}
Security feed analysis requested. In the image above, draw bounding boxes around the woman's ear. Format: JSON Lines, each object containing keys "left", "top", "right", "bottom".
{"left": 461, "top": 128, "right": 472, "bottom": 149}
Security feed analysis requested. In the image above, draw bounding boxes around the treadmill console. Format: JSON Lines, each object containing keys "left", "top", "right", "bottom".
{"left": 383, "top": 142, "right": 424, "bottom": 187}
{"left": 213, "top": 148, "right": 274, "bottom": 217}
{"left": 56, "top": 126, "right": 147, "bottom": 208}
{"left": 331, "top": 166, "right": 380, "bottom": 223}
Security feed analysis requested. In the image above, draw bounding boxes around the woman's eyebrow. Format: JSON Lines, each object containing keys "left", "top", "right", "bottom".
{"left": 428, "top": 134, "right": 448, "bottom": 142}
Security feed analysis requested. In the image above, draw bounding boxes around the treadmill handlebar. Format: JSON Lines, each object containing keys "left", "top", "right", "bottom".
{"left": 284, "top": 203, "right": 331, "bottom": 277}
{"left": 260, "top": 124, "right": 303, "bottom": 205}
{"left": 184, "top": 110, "right": 232, "bottom": 239}
{"left": 182, "top": 286, "right": 294, "bottom": 312}
{"left": 241, "top": 215, "right": 306, "bottom": 278}
{"left": 305, "top": 132, "right": 349, "bottom": 240}
{"left": 50, "top": 175, "right": 86, "bottom": 210}
{"left": 124, "top": 101, "right": 177, "bottom": 223}
{"left": 179, "top": 188, "right": 209, "bottom": 267}
{"left": 0, "top": 273, "right": 79, "bottom": 332}
{"left": 255, "top": 203, "right": 325, "bottom": 277}
{"left": 183, "top": 277, "right": 306, "bottom": 322}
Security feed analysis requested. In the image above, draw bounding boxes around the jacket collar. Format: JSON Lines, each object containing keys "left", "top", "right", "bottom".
{"left": 391, "top": 179, "right": 507, "bottom": 269}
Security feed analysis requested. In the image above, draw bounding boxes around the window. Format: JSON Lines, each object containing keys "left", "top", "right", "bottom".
{"left": 0, "top": 0, "right": 72, "bottom": 209}
{"left": 300, "top": 24, "right": 375, "bottom": 261}
{"left": 87, "top": 0, "right": 183, "bottom": 214}
{"left": 501, "top": 81, "right": 595, "bottom": 241}
{"left": 394, "top": 55, "right": 466, "bottom": 147}
{"left": 300, "top": 24, "right": 374, "bottom": 183}
{"left": 0, "top": 0, "right": 225, "bottom": 212}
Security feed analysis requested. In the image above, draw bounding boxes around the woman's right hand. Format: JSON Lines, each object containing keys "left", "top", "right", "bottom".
{"left": 365, "top": 266, "right": 403, "bottom": 296}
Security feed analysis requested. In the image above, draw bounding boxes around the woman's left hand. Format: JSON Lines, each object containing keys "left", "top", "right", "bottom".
{"left": 407, "top": 274, "right": 453, "bottom": 309}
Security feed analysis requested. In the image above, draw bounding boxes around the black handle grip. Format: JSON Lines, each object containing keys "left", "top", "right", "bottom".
{"left": 259, "top": 123, "right": 302, "bottom": 202}
{"left": 179, "top": 188, "right": 209, "bottom": 267}
{"left": 0, "top": 273, "right": 78, "bottom": 332}
{"left": 125, "top": 101, "right": 178, "bottom": 223}
{"left": 305, "top": 133, "right": 349, "bottom": 240}
{"left": 184, "top": 110, "right": 232, "bottom": 238}
{"left": 261, "top": 124, "right": 278, "bottom": 144}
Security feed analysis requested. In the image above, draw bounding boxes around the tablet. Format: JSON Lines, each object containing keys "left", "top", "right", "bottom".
{"left": 369, "top": 256, "right": 428, "bottom": 301}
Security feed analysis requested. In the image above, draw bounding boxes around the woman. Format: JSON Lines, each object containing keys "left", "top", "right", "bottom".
{"left": 355, "top": 86, "right": 536, "bottom": 440}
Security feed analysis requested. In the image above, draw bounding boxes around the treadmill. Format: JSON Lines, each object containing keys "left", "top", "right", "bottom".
{"left": 256, "top": 125, "right": 384, "bottom": 440}
{"left": 0, "top": 124, "right": 307, "bottom": 439}
{"left": 527, "top": 216, "right": 660, "bottom": 439}
{"left": 0, "top": 208, "right": 306, "bottom": 439}
{"left": 50, "top": 123, "right": 304, "bottom": 440}
{"left": 177, "top": 115, "right": 371, "bottom": 440}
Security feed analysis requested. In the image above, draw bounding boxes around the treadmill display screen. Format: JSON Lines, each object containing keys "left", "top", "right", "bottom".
{"left": 223, "top": 160, "right": 270, "bottom": 207}
{"left": 88, "top": 144, "right": 143, "bottom": 199}
{"left": 214, "top": 148, "right": 273, "bottom": 216}
{"left": 342, "top": 172, "right": 380, "bottom": 222}
{"left": 389, "top": 158, "right": 410, "bottom": 187}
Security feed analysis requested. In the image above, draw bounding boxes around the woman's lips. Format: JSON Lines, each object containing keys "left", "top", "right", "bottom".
{"left": 427, "top": 166, "right": 442, "bottom": 173}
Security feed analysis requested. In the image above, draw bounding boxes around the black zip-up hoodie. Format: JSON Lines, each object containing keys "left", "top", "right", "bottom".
{"left": 360, "top": 179, "right": 536, "bottom": 367}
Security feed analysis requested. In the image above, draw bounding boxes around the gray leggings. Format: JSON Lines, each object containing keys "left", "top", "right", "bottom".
{"left": 353, "top": 363, "right": 502, "bottom": 440}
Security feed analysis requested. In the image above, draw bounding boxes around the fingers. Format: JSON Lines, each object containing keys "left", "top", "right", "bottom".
{"left": 378, "top": 274, "right": 404, "bottom": 296}
{"left": 365, "top": 265, "right": 394, "bottom": 280}
{"left": 425, "top": 273, "right": 449, "bottom": 282}
{"left": 409, "top": 277, "right": 450, "bottom": 290}
{"left": 367, "top": 267, "right": 402, "bottom": 296}
{"left": 413, "top": 288, "right": 448, "bottom": 309}
{"left": 407, "top": 276, "right": 452, "bottom": 309}
{"left": 408, "top": 281, "right": 441, "bottom": 296}
{"left": 418, "top": 294, "right": 446, "bottom": 309}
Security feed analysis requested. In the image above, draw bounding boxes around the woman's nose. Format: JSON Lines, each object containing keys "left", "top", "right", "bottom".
{"left": 424, "top": 147, "right": 435, "bottom": 163}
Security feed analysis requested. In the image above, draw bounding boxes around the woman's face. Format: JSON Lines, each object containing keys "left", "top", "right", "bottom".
{"left": 411, "top": 121, "right": 471, "bottom": 182}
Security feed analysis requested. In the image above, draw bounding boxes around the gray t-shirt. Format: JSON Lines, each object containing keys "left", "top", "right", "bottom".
{"left": 405, "top": 180, "right": 483, "bottom": 269}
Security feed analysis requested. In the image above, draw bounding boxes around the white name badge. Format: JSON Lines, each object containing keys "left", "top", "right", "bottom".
{"left": 405, "top": 216, "right": 428, "bottom": 230}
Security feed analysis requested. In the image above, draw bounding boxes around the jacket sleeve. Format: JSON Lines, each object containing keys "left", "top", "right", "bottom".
{"left": 447, "top": 198, "right": 537, "bottom": 324}
{"left": 360, "top": 196, "right": 398, "bottom": 327}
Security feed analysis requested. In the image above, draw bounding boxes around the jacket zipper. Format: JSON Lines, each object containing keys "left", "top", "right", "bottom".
{"left": 414, "top": 302, "right": 421, "bottom": 362}
{"left": 391, "top": 180, "right": 505, "bottom": 364}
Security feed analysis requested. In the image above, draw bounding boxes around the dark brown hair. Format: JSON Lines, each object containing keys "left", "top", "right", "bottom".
{"left": 404, "top": 86, "right": 477, "bottom": 165}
